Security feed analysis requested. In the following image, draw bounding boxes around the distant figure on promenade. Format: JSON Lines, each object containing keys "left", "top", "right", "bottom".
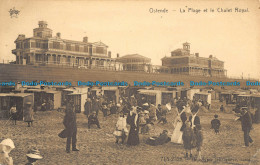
{"left": 211, "top": 114, "right": 221, "bottom": 134}
{"left": 10, "top": 104, "right": 18, "bottom": 125}
{"left": 0, "top": 138, "right": 15, "bottom": 165}
{"left": 24, "top": 102, "right": 34, "bottom": 127}
{"left": 239, "top": 107, "right": 253, "bottom": 147}
{"left": 63, "top": 101, "right": 79, "bottom": 153}
{"left": 25, "top": 147, "right": 43, "bottom": 165}
{"left": 127, "top": 106, "right": 140, "bottom": 146}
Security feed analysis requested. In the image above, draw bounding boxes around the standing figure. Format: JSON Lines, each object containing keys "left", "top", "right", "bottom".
{"left": 92, "top": 98, "right": 101, "bottom": 116}
{"left": 101, "top": 102, "right": 108, "bottom": 117}
{"left": 182, "top": 121, "right": 195, "bottom": 158}
{"left": 0, "top": 138, "right": 15, "bottom": 165}
{"left": 148, "top": 104, "right": 157, "bottom": 122}
{"left": 220, "top": 105, "right": 225, "bottom": 112}
{"left": 113, "top": 112, "right": 128, "bottom": 144}
{"left": 171, "top": 107, "right": 187, "bottom": 144}
{"left": 10, "top": 104, "right": 18, "bottom": 125}
{"left": 158, "top": 104, "right": 168, "bottom": 124}
{"left": 194, "top": 124, "right": 203, "bottom": 160}
{"left": 63, "top": 101, "right": 79, "bottom": 153}
{"left": 189, "top": 107, "right": 200, "bottom": 129}
{"left": 24, "top": 102, "right": 34, "bottom": 127}
{"left": 84, "top": 98, "right": 92, "bottom": 118}
{"left": 211, "top": 114, "right": 221, "bottom": 134}
{"left": 127, "top": 106, "right": 140, "bottom": 146}
{"left": 25, "top": 147, "right": 43, "bottom": 165}
{"left": 240, "top": 107, "right": 253, "bottom": 147}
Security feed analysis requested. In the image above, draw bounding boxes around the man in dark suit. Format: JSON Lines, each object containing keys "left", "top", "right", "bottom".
{"left": 63, "top": 101, "right": 79, "bottom": 153}
{"left": 240, "top": 107, "right": 253, "bottom": 147}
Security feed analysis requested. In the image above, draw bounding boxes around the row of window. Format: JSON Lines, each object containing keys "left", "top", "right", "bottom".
{"left": 16, "top": 41, "right": 106, "bottom": 54}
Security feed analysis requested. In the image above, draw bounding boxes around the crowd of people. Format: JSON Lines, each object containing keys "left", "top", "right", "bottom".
{"left": 2, "top": 91, "right": 259, "bottom": 164}
{"left": 59, "top": 93, "right": 258, "bottom": 161}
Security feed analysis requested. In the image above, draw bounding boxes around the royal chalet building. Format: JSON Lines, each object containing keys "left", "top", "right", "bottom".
{"left": 116, "top": 54, "right": 152, "bottom": 72}
{"left": 12, "top": 21, "right": 121, "bottom": 70}
{"left": 161, "top": 42, "right": 227, "bottom": 77}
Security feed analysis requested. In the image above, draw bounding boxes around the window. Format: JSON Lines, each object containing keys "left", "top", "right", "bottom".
{"left": 16, "top": 43, "right": 21, "bottom": 49}
{"left": 75, "top": 45, "right": 79, "bottom": 52}
{"left": 53, "top": 42, "right": 60, "bottom": 49}
{"left": 57, "top": 56, "right": 60, "bottom": 64}
{"left": 37, "top": 32, "right": 42, "bottom": 37}
{"left": 24, "top": 42, "right": 30, "bottom": 49}
{"left": 96, "top": 47, "right": 104, "bottom": 54}
{"left": 84, "top": 46, "right": 88, "bottom": 52}
{"left": 31, "top": 42, "right": 36, "bottom": 48}
{"left": 36, "top": 42, "right": 41, "bottom": 48}
{"left": 42, "top": 43, "right": 48, "bottom": 49}
{"left": 66, "top": 44, "right": 71, "bottom": 51}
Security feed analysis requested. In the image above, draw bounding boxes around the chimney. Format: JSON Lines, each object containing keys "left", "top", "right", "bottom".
{"left": 117, "top": 53, "right": 120, "bottom": 58}
{"left": 108, "top": 51, "right": 111, "bottom": 58}
{"left": 83, "top": 36, "right": 88, "bottom": 43}
{"left": 56, "top": 32, "right": 61, "bottom": 38}
{"left": 195, "top": 53, "right": 199, "bottom": 57}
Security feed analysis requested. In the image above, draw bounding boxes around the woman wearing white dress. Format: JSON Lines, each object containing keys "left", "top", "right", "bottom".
{"left": 113, "top": 112, "right": 128, "bottom": 144}
{"left": 171, "top": 106, "right": 191, "bottom": 144}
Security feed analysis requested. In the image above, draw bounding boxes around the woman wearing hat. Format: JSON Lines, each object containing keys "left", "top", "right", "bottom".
{"left": 126, "top": 106, "right": 140, "bottom": 146}
{"left": 23, "top": 102, "right": 34, "bottom": 127}
{"left": 0, "top": 138, "right": 15, "bottom": 165}
{"left": 25, "top": 147, "right": 43, "bottom": 165}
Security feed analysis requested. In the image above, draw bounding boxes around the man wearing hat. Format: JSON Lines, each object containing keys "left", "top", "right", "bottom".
{"left": 63, "top": 100, "right": 79, "bottom": 153}
{"left": 211, "top": 114, "right": 221, "bottom": 134}
{"left": 0, "top": 138, "right": 15, "bottom": 165}
{"left": 84, "top": 98, "right": 92, "bottom": 118}
{"left": 88, "top": 111, "right": 101, "bottom": 129}
{"left": 25, "top": 147, "right": 43, "bottom": 165}
{"left": 240, "top": 107, "right": 253, "bottom": 147}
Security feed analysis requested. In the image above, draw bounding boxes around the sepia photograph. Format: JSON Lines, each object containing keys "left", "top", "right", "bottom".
{"left": 0, "top": 0, "right": 259, "bottom": 164}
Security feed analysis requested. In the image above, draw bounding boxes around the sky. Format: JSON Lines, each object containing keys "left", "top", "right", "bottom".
{"left": 0, "top": 0, "right": 259, "bottom": 79}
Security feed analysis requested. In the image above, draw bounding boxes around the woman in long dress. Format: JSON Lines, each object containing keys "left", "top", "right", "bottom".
{"left": 171, "top": 106, "right": 191, "bottom": 144}
{"left": 24, "top": 102, "right": 34, "bottom": 127}
{"left": 127, "top": 106, "right": 140, "bottom": 146}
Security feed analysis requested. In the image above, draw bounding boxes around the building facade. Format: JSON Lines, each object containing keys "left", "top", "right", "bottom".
{"left": 161, "top": 42, "right": 226, "bottom": 77}
{"left": 116, "top": 54, "right": 152, "bottom": 72}
{"left": 12, "top": 21, "right": 120, "bottom": 70}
